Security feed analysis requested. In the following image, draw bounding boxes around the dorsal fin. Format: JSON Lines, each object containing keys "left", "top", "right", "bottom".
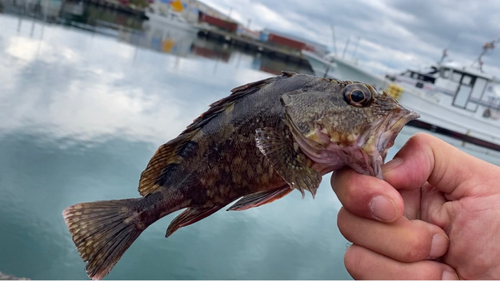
{"left": 138, "top": 76, "right": 276, "bottom": 197}
{"left": 183, "top": 76, "right": 275, "bottom": 135}
{"left": 138, "top": 129, "right": 199, "bottom": 196}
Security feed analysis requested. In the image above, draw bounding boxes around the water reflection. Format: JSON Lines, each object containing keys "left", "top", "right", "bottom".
{"left": 0, "top": 12, "right": 313, "bottom": 146}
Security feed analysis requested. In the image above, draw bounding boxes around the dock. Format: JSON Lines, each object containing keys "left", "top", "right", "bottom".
{"left": 64, "top": 0, "right": 147, "bottom": 19}
{"left": 196, "top": 26, "right": 310, "bottom": 66}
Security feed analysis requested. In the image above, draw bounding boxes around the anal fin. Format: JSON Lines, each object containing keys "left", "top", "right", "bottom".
{"left": 166, "top": 205, "right": 223, "bottom": 237}
{"left": 255, "top": 127, "right": 322, "bottom": 198}
{"left": 227, "top": 186, "right": 293, "bottom": 211}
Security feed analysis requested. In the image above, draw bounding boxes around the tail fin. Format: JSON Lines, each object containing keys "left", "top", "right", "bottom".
{"left": 62, "top": 199, "right": 146, "bottom": 280}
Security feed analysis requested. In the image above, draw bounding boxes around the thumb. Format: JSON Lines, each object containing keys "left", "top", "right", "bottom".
{"left": 382, "top": 133, "right": 497, "bottom": 200}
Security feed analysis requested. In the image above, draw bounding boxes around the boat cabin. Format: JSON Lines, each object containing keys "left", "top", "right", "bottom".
{"left": 399, "top": 68, "right": 437, "bottom": 87}
{"left": 388, "top": 66, "right": 439, "bottom": 91}
{"left": 435, "top": 64, "right": 495, "bottom": 112}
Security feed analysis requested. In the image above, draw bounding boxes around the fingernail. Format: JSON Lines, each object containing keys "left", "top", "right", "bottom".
{"left": 382, "top": 157, "right": 403, "bottom": 172}
{"left": 369, "top": 195, "right": 398, "bottom": 222}
{"left": 441, "top": 269, "right": 458, "bottom": 280}
{"left": 429, "top": 234, "right": 448, "bottom": 259}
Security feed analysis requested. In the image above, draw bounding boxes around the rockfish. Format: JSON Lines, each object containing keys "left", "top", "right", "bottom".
{"left": 63, "top": 72, "right": 419, "bottom": 279}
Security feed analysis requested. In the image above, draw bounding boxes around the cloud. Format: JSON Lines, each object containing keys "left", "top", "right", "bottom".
{"left": 199, "top": 0, "right": 500, "bottom": 77}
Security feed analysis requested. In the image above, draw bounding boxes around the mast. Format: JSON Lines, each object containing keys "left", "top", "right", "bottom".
{"left": 330, "top": 25, "right": 337, "bottom": 56}
{"left": 472, "top": 38, "right": 500, "bottom": 72}
{"left": 342, "top": 36, "right": 350, "bottom": 59}
{"left": 351, "top": 36, "right": 360, "bottom": 62}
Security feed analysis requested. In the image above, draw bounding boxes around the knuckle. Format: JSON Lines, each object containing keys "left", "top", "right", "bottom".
{"left": 336, "top": 208, "right": 353, "bottom": 240}
{"left": 400, "top": 226, "right": 431, "bottom": 261}
{"left": 344, "top": 246, "right": 364, "bottom": 279}
{"left": 403, "top": 238, "right": 428, "bottom": 261}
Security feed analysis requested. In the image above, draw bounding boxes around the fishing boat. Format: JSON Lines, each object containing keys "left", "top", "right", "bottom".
{"left": 301, "top": 50, "right": 338, "bottom": 78}
{"left": 386, "top": 43, "right": 500, "bottom": 150}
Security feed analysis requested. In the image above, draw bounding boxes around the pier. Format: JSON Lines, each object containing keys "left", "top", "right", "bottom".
{"left": 196, "top": 27, "right": 310, "bottom": 66}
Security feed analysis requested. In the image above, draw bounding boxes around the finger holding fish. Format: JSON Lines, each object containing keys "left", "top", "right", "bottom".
{"left": 331, "top": 168, "right": 404, "bottom": 222}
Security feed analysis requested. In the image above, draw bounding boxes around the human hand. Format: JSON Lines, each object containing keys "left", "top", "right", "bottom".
{"left": 332, "top": 132, "right": 500, "bottom": 279}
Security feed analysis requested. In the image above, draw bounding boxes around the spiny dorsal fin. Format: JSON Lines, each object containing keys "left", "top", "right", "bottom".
{"left": 138, "top": 130, "right": 198, "bottom": 196}
{"left": 183, "top": 76, "right": 275, "bottom": 135}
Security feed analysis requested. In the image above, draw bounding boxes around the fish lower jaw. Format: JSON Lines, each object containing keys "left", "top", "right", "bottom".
{"left": 301, "top": 141, "right": 381, "bottom": 178}
{"left": 358, "top": 110, "right": 420, "bottom": 178}
{"left": 292, "top": 127, "right": 382, "bottom": 177}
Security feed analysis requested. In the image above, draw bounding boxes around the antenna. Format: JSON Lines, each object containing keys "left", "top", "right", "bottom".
{"left": 472, "top": 38, "right": 500, "bottom": 72}
{"left": 438, "top": 49, "right": 447, "bottom": 66}
{"left": 331, "top": 25, "right": 337, "bottom": 56}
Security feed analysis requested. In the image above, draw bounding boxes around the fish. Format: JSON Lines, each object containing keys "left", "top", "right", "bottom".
{"left": 62, "top": 72, "right": 419, "bottom": 279}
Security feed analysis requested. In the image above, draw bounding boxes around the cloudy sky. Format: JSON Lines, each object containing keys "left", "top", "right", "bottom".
{"left": 199, "top": 0, "right": 500, "bottom": 77}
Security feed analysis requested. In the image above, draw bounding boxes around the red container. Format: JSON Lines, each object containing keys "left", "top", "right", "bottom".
{"left": 267, "top": 33, "right": 306, "bottom": 50}
{"left": 199, "top": 12, "right": 238, "bottom": 33}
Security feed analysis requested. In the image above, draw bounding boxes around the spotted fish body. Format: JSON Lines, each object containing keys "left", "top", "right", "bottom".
{"left": 63, "top": 72, "right": 419, "bottom": 279}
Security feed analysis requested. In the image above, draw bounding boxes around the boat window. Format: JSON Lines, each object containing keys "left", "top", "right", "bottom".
{"left": 452, "top": 71, "right": 462, "bottom": 82}
{"left": 462, "top": 75, "right": 473, "bottom": 86}
{"left": 442, "top": 68, "right": 450, "bottom": 78}
{"left": 422, "top": 75, "right": 436, "bottom": 83}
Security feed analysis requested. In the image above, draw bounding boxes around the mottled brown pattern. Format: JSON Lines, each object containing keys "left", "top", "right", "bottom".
{"left": 62, "top": 72, "right": 419, "bottom": 280}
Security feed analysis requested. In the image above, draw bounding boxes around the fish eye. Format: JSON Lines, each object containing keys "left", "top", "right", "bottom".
{"left": 350, "top": 90, "right": 365, "bottom": 103}
{"left": 343, "top": 85, "right": 373, "bottom": 107}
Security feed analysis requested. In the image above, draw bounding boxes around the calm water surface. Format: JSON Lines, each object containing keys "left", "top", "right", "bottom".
{"left": 1, "top": 11, "right": 499, "bottom": 280}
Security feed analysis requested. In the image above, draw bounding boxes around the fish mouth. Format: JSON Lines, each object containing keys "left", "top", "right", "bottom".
{"left": 284, "top": 105, "right": 419, "bottom": 179}
{"left": 360, "top": 108, "right": 420, "bottom": 178}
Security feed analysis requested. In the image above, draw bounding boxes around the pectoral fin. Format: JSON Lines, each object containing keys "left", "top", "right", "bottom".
{"left": 255, "top": 127, "right": 321, "bottom": 198}
{"left": 227, "top": 186, "right": 293, "bottom": 211}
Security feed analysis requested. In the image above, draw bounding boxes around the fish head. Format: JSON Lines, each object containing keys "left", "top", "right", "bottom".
{"left": 281, "top": 80, "right": 419, "bottom": 179}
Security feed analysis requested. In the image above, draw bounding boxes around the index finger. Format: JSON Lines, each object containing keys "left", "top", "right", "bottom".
{"left": 331, "top": 168, "right": 404, "bottom": 223}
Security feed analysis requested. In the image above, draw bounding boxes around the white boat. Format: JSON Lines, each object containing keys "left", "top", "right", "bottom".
{"left": 388, "top": 59, "right": 500, "bottom": 149}
{"left": 144, "top": 3, "right": 197, "bottom": 33}
{"left": 302, "top": 50, "right": 389, "bottom": 91}
{"left": 302, "top": 50, "right": 338, "bottom": 78}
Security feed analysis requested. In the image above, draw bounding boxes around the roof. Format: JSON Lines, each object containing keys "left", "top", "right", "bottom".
{"left": 441, "top": 61, "right": 493, "bottom": 80}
